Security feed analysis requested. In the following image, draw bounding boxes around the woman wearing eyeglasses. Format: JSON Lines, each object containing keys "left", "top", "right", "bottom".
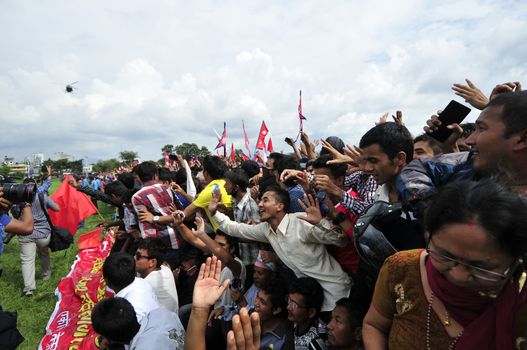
{"left": 362, "top": 180, "right": 527, "bottom": 349}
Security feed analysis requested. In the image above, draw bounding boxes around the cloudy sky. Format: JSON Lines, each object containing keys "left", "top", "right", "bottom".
{"left": 1, "top": 0, "right": 526, "bottom": 163}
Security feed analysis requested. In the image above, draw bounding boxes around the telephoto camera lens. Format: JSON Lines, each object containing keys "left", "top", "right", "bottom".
{"left": 1, "top": 183, "right": 37, "bottom": 204}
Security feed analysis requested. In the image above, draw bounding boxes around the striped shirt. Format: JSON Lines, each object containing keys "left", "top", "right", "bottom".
{"left": 132, "top": 181, "right": 180, "bottom": 249}
{"left": 12, "top": 193, "right": 59, "bottom": 239}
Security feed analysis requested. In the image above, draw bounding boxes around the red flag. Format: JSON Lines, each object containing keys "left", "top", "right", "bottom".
{"left": 163, "top": 151, "right": 170, "bottom": 168}
{"left": 230, "top": 143, "right": 236, "bottom": 161}
{"left": 242, "top": 120, "right": 252, "bottom": 159}
{"left": 255, "top": 121, "right": 269, "bottom": 150}
{"left": 215, "top": 122, "right": 227, "bottom": 149}
{"left": 240, "top": 153, "right": 249, "bottom": 161}
{"left": 77, "top": 228, "right": 103, "bottom": 250}
{"left": 267, "top": 137, "right": 274, "bottom": 152}
{"left": 49, "top": 178, "right": 97, "bottom": 235}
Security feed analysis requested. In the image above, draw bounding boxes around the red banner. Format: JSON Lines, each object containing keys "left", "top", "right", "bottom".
{"left": 39, "top": 231, "right": 115, "bottom": 350}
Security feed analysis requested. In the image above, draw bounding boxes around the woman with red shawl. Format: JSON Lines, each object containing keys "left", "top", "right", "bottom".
{"left": 362, "top": 180, "right": 527, "bottom": 349}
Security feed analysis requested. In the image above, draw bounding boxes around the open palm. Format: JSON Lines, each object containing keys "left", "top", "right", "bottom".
{"left": 192, "top": 256, "right": 229, "bottom": 309}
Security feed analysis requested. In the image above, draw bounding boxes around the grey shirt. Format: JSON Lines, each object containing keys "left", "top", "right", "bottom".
{"left": 128, "top": 308, "right": 185, "bottom": 350}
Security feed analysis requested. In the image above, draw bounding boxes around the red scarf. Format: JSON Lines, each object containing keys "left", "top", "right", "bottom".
{"left": 426, "top": 258, "right": 526, "bottom": 349}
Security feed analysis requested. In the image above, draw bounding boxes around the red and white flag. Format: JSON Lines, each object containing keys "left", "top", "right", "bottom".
{"left": 267, "top": 137, "right": 274, "bottom": 152}
{"left": 255, "top": 121, "right": 269, "bottom": 150}
{"left": 230, "top": 143, "right": 236, "bottom": 162}
{"left": 215, "top": 122, "right": 227, "bottom": 150}
{"left": 242, "top": 120, "right": 252, "bottom": 159}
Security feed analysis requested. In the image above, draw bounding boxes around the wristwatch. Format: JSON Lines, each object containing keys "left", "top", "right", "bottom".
{"left": 153, "top": 216, "right": 160, "bottom": 225}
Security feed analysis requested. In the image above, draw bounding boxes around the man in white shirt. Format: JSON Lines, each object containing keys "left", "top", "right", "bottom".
{"left": 102, "top": 252, "right": 159, "bottom": 322}
{"left": 135, "top": 238, "right": 179, "bottom": 313}
{"left": 208, "top": 186, "right": 351, "bottom": 312}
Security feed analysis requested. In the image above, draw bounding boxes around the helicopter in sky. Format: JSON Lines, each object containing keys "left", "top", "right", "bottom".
{"left": 65, "top": 81, "right": 78, "bottom": 93}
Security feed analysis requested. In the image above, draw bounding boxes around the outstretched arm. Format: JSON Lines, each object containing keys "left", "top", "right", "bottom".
{"left": 185, "top": 256, "right": 230, "bottom": 350}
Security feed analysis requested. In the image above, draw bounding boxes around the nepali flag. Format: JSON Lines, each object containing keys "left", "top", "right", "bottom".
{"left": 255, "top": 121, "right": 269, "bottom": 150}
{"left": 267, "top": 137, "right": 274, "bottom": 152}
{"left": 242, "top": 120, "right": 252, "bottom": 159}
{"left": 215, "top": 122, "right": 227, "bottom": 149}
{"left": 240, "top": 153, "right": 249, "bottom": 161}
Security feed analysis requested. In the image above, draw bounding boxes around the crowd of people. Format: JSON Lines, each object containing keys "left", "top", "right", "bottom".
{"left": 1, "top": 79, "right": 526, "bottom": 349}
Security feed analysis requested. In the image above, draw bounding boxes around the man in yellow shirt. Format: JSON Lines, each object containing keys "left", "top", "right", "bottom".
{"left": 184, "top": 155, "right": 232, "bottom": 231}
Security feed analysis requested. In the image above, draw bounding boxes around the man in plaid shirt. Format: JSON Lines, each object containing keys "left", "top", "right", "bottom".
{"left": 132, "top": 161, "right": 181, "bottom": 252}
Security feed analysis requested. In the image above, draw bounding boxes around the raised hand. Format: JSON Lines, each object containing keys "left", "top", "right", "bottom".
{"left": 489, "top": 81, "right": 522, "bottom": 101}
{"left": 297, "top": 194, "right": 323, "bottom": 225}
{"left": 423, "top": 112, "right": 463, "bottom": 153}
{"left": 392, "top": 110, "right": 404, "bottom": 126}
{"left": 376, "top": 112, "right": 389, "bottom": 125}
{"left": 192, "top": 256, "right": 229, "bottom": 310}
{"left": 191, "top": 216, "right": 206, "bottom": 237}
{"left": 208, "top": 189, "right": 222, "bottom": 216}
{"left": 452, "top": 79, "right": 489, "bottom": 110}
{"left": 321, "top": 139, "right": 349, "bottom": 164}
{"left": 227, "top": 308, "right": 261, "bottom": 350}
{"left": 314, "top": 174, "right": 343, "bottom": 198}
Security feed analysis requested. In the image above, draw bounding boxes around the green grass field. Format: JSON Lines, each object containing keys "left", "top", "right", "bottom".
{"left": 0, "top": 179, "right": 114, "bottom": 349}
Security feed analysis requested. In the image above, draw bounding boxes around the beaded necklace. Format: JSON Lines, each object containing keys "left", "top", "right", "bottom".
{"left": 426, "top": 292, "right": 463, "bottom": 350}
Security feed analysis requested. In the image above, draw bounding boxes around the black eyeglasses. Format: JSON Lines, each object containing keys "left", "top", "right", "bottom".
{"left": 426, "top": 241, "right": 517, "bottom": 282}
{"left": 134, "top": 253, "right": 152, "bottom": 260}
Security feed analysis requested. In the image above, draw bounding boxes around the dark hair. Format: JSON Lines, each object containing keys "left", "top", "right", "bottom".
{"left": 487, "top": 91, "right": 527, "bottom": 138}
{"left": 268, "top": 152, "right": 284, "bottom": 165}
{"left": 264, "top": 186, "right": 291, "bottom": 214}
{"left": 173, "top": 168, "right": 187, "bottom": 186}
{"left": 117, "top": 172, "right": 136, "bottom": 190}
{"left": 260, "top": 278, "right": 288, "bottom": 318}
{"left": 203, "top": 155, "right": 227, "bottom": 180}
{"left": 215, "top": 230, "right": 239, "bottom": 257}
{"left": 275, "top": 156, "right": 300, "bottom": 187}
{"left": 225, "top": 168, "right": 250, "bottom": 190}
{"left": 289, "top": 277, "right": 324, "bottom": 316}
{"left": 413, "top": 134, "right": 442, "bottom": 156}
{"left": 335, "top": 297, "right": 366, "bottom": 330}
{"left": 91, "top": 297, "right": 140, "bottom": 344}
{"left": 312, "top": 155, "right": 347, "bottom": 179}
{"left": 158, "top": 167, "right": 172, "bottom": 183}
{"left": 135, "top": 161, "right": 158, "bottom": 183}
{"left": 137, "top": 238, "right": 166, "bottom": 268}
{"left": 425, "top": 180, "right": 527, "bottom": 258}
{"left": 320, "top": 136, "right": 345, "bottom": 156}
{"left": 104, "top": 181, "right": 129, "bottom": 197}
{"left": 241, "top": 160, "right": 261, "bottom": 179}
{"left": 460, "top": 122, "right": 476, "bottom": 139}
{"left": 102, "top": 252, "right": 136, "bottom": 291}
{"left": 359, "top": 122, "right": 414, "bottom": 162}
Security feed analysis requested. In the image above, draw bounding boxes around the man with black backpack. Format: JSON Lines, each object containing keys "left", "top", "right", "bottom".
{"left": 11, "top": 178, "right": 60, "bottom": 297}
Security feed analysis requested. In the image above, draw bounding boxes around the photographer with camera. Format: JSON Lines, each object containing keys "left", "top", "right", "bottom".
{"left": 9, "top": 178, "right": 60, "bottom": 296}
{"left": 0, "top": 184, "right": 35, "bottom": 259}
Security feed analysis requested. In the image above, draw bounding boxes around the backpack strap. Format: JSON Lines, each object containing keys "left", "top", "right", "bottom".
{"left": 38, "top": 193, "right": 54, "bottom": 229}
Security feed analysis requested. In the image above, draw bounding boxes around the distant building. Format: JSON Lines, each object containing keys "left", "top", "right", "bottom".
{"left": 52, "top": 152, "right": 75, "bottom": 162}
{"left": 2, "top": 156, "right": 15, "bottom": 166}
{"left": 24, "top": 153, "right": 44, "bottom": 167}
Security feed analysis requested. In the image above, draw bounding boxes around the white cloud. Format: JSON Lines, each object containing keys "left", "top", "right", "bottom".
{"left": 0, "top": 0, "right": 526, "bottom": 163}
